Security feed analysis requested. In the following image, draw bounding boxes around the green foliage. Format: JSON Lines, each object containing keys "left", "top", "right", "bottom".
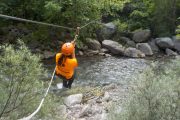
{"left": 0, "top": 0, "right": 45, "bottom": 20}
{"left": 113, "top": 20, "right": 128, "bottom": 32}
{"left": 176, "top": 34, "right": 180, "bottom": 40}
{"left": 101, "top": 0, "right": 130, "bottom": 17}
{"left": 44, "top": 1, "right": 62, "bottom": 23}
{"left": 0, "top": 40, "right": 61, "bottom": 119}
{"left": 130, "top": 10, "right": 149, "bottom": 19}
{"left": 110, "top": 58, "right": 180, "bottom": 120}
{"left": 43, "top": 0, "right": 101, "bottom": 27}
{"left": 152, "top": 0, "right": 176, "bottom": 37}
{"left": 126, "top": 0, "right": 154, "bottom": 31}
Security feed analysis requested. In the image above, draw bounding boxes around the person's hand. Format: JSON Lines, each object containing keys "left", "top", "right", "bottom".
{"left": 71, "top": 40, "right": 75, "bottom": 47}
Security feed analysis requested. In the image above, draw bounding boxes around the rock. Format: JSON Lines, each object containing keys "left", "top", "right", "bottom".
{"left": 79, "top": 105, "right": 92, "bottom": 118}
{"left": 102, "top": 92, "right": 111, "bottom": 102}
{"left": 133, "top": 29, "right": 151, "bottom": 43}
{"left": 136, "top": 43, "right": 153, "bottom": 55}
{"left": 100, "top": 48, "right": 109, "bottom": 53}
{"left": 103, "top": 84, "right": 117, "bottom": 91}
{"left": 43, "top": 51, "right": 55, "bottom": 59}
{"left": 120, "top": 37, "right": 136, "bottom": 47}
{"left": 156, "top": 37, "right": 174, "bottom": 49}
{"left": 165, "top": 48, "right": 178, "bottom": 56}
{"left": 148, "top": 39, "right": 160, "bottom": 53}
{"left": 126, "top": 40, "right": 136, "bottom": 47}
{"left": 87, "top": 99, "right": 96, "bottom": 105}
{"left": 86, "top": 50, "right": 99, "bottom": 56}
{"left": 81, "top": 45, "right": 89, "bottom": 51}
{"left": 99, "top": 52, "right": 106, "bottom": 56}
{"left": 120, "top": 36, "right": 131, "bottom": 43}
{"left": 101, "top": 112, "right": 108, "bottom": 120}
{"left": 96, "top": 22, "right": 116, "bottom": 41}
{"left": 64, "top": 94, "right": 83, "bottom": 107}
{"left": 78, "top": 118, "right": 86, "bottom": 120}
{"left": 78, "top": 51, "right": 84, "bottom": 56}
{"left": 124, "top": 47, "right": 145, "bottom": 58}
{"left": 102, "top": 40, "right": 124, "bottom": 55}
{"left": 57, "top": 105, "right": 67, "bottom": 115}
{"left": 105, "top": 54, "right": 112, "bottom": 57}
{"left": 86, "top": 38, "right": 101, "bottom": 50}
{"left": 91, "top": 104, "right": 103, "bottom": 114}
{"left": 173, "top": 40, "right": 180, "bottom": 53}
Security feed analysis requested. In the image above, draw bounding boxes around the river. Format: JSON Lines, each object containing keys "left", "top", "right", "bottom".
{"left": 43, "top": 56, "right": 149, "bottom": 87}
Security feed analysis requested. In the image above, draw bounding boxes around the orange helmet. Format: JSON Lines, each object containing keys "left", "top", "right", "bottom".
{"left": 61, "top": 42, "right": 74, "bottom": 56}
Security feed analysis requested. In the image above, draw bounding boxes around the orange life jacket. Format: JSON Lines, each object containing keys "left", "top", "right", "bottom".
{"left": 55, "top": 53, "right": 78, "bottom": 79}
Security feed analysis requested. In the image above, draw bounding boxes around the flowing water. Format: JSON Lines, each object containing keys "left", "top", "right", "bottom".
{"left": 44, "top": 56, "right": 149, "bottom": 87}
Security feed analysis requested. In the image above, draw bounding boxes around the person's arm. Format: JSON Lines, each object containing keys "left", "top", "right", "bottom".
{"left": 71, "top": 41, "right": 76, "bottom": 58}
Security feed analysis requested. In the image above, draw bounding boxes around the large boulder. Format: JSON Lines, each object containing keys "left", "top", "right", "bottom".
{"left": 64, "top": 94, "right": 83, "bottom": 107}
{"left": 120, "top": 37, "right": 136, "bottom": 47}
{"left": 136, "top": 43, "right": 153, "bottom": 55}
{"left": 85, "top": 50, "right": 99, "bottom": 56}
{"left": 156, "top": 37, "right": 174, "bottom": 49}
{"left": 86, "top": 38, "right": 101, "bottom": 50}
{"left": 165, "top": 48, "right": 178, "bottom": 56}
{"left": 133, "top": 29, "right": 151, "bottom": 43}
{"left": 148, "top": 39, "right": 160, "bottom": 53}
{"left": 102, "top": 40, "right": 124, "bottom": 55}
{"left": 96, "top": 22, "right": 116, "bottom": 41}
{"left": 124, "top": 47, "right": 145, "bottom": 58}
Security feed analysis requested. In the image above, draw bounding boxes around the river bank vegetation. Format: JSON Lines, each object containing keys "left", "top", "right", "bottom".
{"left": 109, "top": 57, "right": 180, "bottom": 120}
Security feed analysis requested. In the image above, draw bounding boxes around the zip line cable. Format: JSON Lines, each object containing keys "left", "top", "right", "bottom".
{"left": 0, "top": 14, "right": 75, "bottom": 30}
{"left": 0, "top": 14, "right": 103, "bottom": 31}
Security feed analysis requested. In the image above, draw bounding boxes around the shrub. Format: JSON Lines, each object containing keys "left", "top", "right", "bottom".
{"left": 110, "top": 58, "right": 180, "bottom": 120}
{"left": 113, "top": 20, "right": 128, "bottom": 33}
{"left": 152, "top": 0, "right": 177, "bottom": 37}
{"left": 0, "top": 40, "right": 60, "bottom": 119}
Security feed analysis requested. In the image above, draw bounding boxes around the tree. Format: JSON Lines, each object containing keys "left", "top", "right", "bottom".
{"left": 0, "top": 40, "right": 46, "bottom": 119}
{"left": 152, "top": 0, "right": 177, "bottom": 37}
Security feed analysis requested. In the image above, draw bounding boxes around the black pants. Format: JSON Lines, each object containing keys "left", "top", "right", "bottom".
{"left": 55, "top": 71, "right": 76, "bottom": 89}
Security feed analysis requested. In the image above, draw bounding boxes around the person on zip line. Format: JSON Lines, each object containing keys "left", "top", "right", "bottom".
{"left": 55, "top": 28, "right": 79, "bottom": 89}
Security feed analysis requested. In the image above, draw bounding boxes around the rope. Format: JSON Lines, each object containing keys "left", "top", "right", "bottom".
{"left": 80, "top": 19, "right": 100, "bottom": 29}
{"left": 0, "top": 14, "right": 75, "bottom": 30}
{"left": 19, "top": 67, "right": 56, "bottom": 120}
{"left": 0, "top": 14, "right": 104, "bottom": 32}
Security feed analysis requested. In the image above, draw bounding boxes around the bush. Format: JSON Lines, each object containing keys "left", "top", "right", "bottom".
{"left": 152, "top": 0, "right": 176, "bottom": 37}
{"left": 0, "top": 40, "right": 61, "bottom": 119}
{"left": 110, "top": 58, "right": 180, "bottom": 120}
{"left": 113, "top": 20, "right": 128, "bottom": 33}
